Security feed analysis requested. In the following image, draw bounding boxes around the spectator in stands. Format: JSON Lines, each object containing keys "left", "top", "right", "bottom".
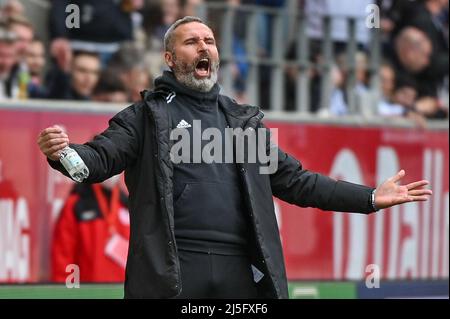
{"left": 392, "top": 75, "right": 419, "bottom": 112}
{"left": 393, "top": 27, "right": 432, "bottom": 75}
{"left": 26, "top": 38, "right": 47, "bottom": 98}
{"left": 0, "top": 25, "right": 17, "bottom": 100}
{"left": 354, "top": 52, "right": 370, "bottom": 94}
{"left": 1, "top": 15, "right": 35, "bottom": 99}
{"left": 399, "top": 0, "right": 449, "bottom": 118}
{"left": 328, "top": 64, "right": 348, "bottom": 116}
{"left": 392, "top": 26, "right": 448, "bottom": 118}
{"left": 92, "top": 69, "right": 129, "bottom": 103}
{"left": 336, "top": 51, "right": 371, "bottom": 114}
{"left": 377, "top": 63, "right": 428, "bottom": 127}
{"left": 146, "top": 0, "right": 182, "bottom": 45}
{"left": 396, "top": 0, "right": 448, "bottom": 54}
{"left": 378, "top": 62, "right": 405, "bottom": 117}
{"left": 51, "top": 176, "right": 130, "bottom": 283}
{"left": 0, "top": 26, "right": 18, "bottom": 99}
{"left": 49, "top": 0, "right": 144, "bottom": 65}
{"left": 108, "top": 42, "right": 151, "bottom": 102}
{"left": 377, "top": 0, "right": 417, "bottom": 56}
{"left": 46, "top": 50, "right": 101, "bottom": 100}
{"left": 7, "top": 14, "right": 34, "bottom": 59}
{"left": 401, "top": 0, "right": 449, "bottom": 82}
{"left": 354, "top": 52, "right": 372, "bottom": 115}
{"left": 0, "top": 0, "right": 24, "bottom": 19}
{"left": 394, "top": 75, "right": 429, "bottom": 127}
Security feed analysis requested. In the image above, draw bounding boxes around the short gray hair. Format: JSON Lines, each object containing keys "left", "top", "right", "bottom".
{"left": 164, "top": 16, "right": 207, "bottom": 53}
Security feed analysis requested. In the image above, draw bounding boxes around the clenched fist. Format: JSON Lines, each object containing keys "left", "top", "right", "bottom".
{"left": 37, "top": 125, "right": 69, "bottom": 161}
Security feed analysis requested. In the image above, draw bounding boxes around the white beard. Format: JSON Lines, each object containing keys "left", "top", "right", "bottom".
{"left": 172, "top": 54, "right": 220, "bottom": 92}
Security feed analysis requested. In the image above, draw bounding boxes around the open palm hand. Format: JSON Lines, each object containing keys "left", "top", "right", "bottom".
{"left": 374, "top": 170, "right": 432, "bottom": 210}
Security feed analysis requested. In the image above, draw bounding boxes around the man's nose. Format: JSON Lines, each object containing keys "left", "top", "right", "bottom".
{"left": 198, "top": 40, "right": 208, "bottom": 51}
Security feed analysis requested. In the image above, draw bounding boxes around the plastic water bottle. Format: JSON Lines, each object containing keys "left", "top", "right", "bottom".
{"left": 59, "top": 147, "right": 89, "bottom": 183}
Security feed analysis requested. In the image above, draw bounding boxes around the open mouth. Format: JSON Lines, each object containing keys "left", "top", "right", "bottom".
{"left": 195, "top": 58, "right": 210, "bottom": 78}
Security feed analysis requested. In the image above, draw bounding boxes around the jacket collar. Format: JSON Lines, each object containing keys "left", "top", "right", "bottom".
{"left": 140, "top": 88, "right": 264, "bottom": 130}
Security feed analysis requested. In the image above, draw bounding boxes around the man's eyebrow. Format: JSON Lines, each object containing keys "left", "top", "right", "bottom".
{"left": 183, "top": 36, "right": 198, "bottom": 43}
{"left": 182, "top": 36, "right": 215, "bottom": 43}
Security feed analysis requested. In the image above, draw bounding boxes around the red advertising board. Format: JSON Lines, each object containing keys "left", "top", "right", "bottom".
{"left": 0, "top": 108, "right": 111, "bottom": 282}
{"left": 0, "top": 107, "right": 448, "bottom": 282}
{"left": 267, "top": 122, "right": 449, "bottom": 281}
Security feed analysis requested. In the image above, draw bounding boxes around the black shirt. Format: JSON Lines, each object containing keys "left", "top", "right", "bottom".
{"left": 154, "top": 71, "right": 250, "bottom": 255}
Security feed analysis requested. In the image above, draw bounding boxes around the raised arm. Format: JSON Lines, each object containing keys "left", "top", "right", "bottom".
{"left": 266, "top": 126, "right": 431, "bottom": 213}
{"left": 38, "top": 105, "right": 143, "bottom": 183}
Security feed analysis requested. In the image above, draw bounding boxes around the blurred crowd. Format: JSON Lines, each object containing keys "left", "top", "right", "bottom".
{"left": 283, "top": 0, "right": 449, "bottom": 124}
{"left": 0, "top": 0, "right": 448, "bottom": 124}
{"left": 376, "top": 0, "right": 448, "bottom": 121}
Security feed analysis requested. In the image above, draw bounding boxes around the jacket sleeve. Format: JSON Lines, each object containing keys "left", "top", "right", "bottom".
{"left": 264, "top": 124, "right": 375, "bottom": 214}
{"left": 48, "top": 104, "right": 143, "bottom": 183}
{"left": 51, "top": 194, "right": 78, "bottom": 282}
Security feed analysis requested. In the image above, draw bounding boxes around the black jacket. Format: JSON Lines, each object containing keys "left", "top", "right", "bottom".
{"left": 49, "top": 82, "right": 375, "bottom": 298}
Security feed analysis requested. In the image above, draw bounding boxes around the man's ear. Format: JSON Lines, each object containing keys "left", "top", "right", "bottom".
{"left": 165, "top": 51, "right": 174, "bottom": 68}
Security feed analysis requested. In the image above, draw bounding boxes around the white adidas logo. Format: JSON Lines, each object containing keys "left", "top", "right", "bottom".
{"left": 176, "top": 120, "right": 192, "bottom": 129}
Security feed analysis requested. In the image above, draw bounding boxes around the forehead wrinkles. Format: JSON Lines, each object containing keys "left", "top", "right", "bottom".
{"left": 174, "top": 23, "right": 214, "bottom": 43}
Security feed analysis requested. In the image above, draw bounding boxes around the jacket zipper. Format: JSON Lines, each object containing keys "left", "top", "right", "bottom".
{"left": 147, "top": 97, "right": 181, "bottom": 294}
{"left": 238, "top": 111, "right": 279, "bottom": 298}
